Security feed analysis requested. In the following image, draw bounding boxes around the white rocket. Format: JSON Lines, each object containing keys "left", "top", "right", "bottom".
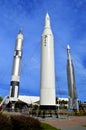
{"left": 40, "top": 13, "right": 56, "bottom": 110}
{"left": 9, "top": 29, "right": 23, "bottom": 102}
{"left": 67, "top": 45, "right": 79, "bottom": 111}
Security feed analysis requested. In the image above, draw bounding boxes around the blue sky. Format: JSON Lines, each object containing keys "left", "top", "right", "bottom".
{"left": 0, "top": 0, "right": 86, "bottom": 101}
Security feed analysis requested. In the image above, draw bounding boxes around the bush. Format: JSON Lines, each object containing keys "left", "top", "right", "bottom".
{"left": 0, "top": 114, "right": 60, "bottom": 130}
{"left": 74, "top": 110, "right": 86, "bottom": 116}
{"left": 0, "top": 114, "right": 41, "bottom": 130}
{"left": 0, "top": 114, "right": 12, "bottom": 130}
{"left": 11, "top": 115, "right": 41, "bottom": 130}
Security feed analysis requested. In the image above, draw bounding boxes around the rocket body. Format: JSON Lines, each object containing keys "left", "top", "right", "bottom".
{"left": 9, "top": 30, "right": 23, "bottom": 101}
{"left": 40, "top": 13, "right": 56, "bottom": 110}
{"left": 67, "top": 45, "right": 79, "bottom": 111}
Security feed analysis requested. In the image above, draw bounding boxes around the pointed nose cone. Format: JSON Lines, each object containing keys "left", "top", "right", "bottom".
{"left": 44, "top": 13, "right": 50, "bottom": 28}
{"left": 67, "top": 44, "right": 70, "bottom": 50}
{"left": 46, "top": 12, "right": 49, "bottom": 19}
{"left": 19, "top": 28, "right": 22, "bottom": 34}
{"left": 67, "top": 44, "right": 71, "bottom": 60}
{"left": 17, "top": 28, "right": 23, "bottom": 40}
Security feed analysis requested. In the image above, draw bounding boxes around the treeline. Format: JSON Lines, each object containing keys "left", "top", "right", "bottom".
{"left": 0, "top": 96, "right": 3, "bottom": 102}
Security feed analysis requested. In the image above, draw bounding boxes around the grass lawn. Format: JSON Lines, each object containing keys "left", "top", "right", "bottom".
{"left": 82, "top": 125, "right": 86, "bottom": 127}
{"left": 41, "top": 123, "right": 61, "bottom": 130}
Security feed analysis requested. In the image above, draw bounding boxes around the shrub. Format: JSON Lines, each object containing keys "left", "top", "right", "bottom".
{"left": 0, "top": 114, "right": 12, "bottom": 130}
{"left": 11, "top": 115, "right": 41, "bottom": 130}
{"left": 0, "top": 114, "right": 60, "bottom": 130}
{"left": 74, "top": 110, "right": 86, "bottom": 116}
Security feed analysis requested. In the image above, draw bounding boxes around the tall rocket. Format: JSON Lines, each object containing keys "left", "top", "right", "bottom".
{"left": 67, "top": 45, "right": 79, "bottom": 111}
{"left": 40, "top": 13, "right": 56, "bottom": 110}
{"left": 9, "top": 29, "right": 23, "bottom": 102}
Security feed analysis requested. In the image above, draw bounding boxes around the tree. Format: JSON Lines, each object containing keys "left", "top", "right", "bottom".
{"left": 0, "top": 97, "right": 3, "bottom": 103}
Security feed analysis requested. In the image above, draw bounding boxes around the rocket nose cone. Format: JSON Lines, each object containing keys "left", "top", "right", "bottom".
{"left": 45, "top": 13, "right": 50, "bottom": 28}
{"left": 19, "top": 28, "right": 22, "bottom": 34}
{"left": 46, "top": 12, "right": 49, "bottom": 19}
{"left": 67, "top": 44, "right": 70, "bottom": 50}
{"left": 17, "top": 28, "right": 23, "bottom": 40}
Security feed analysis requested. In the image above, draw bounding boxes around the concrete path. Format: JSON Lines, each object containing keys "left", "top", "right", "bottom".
{"left": 41, "top": 116, "right": 86, "bottom": 130}
{"left": 57, "top": 126, "right": 86, "bottom": 130}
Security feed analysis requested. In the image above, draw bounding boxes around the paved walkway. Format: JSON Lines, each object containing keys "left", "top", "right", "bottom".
{"left": 59, "top": 126, "right": 86, "bottom": 130}
{"left": 41, "top": 116, "right": 86, "bottom": 130}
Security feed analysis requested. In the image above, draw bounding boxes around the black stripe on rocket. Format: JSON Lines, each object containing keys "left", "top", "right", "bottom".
{"left": 10, "top": 81, "right": 19, "bottom": 97}
{"left": 14, "top": 50, "right": 22, "bottom": 58}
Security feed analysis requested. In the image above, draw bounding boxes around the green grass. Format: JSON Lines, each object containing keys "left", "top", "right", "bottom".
{"left": 82, "top": 125, "right": 86, "bottom": 127}
{"left": 41, "top": 123, "right": 61, "bottom": 130}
